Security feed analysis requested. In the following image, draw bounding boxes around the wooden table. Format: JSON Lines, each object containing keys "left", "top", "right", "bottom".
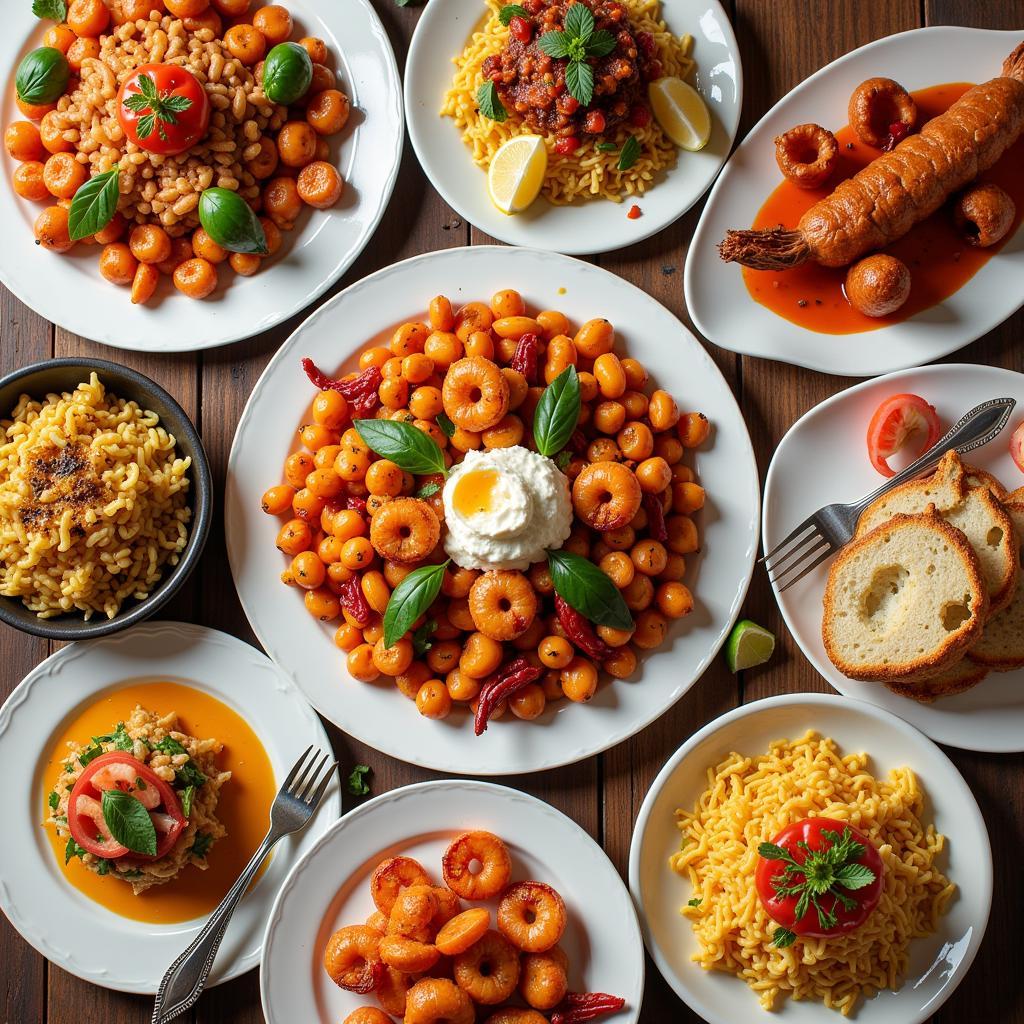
{"left": 3, "top": 0, "right": 1023, "bottom": 1021}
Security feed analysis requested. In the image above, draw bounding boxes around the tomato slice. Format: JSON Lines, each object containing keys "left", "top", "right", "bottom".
{"left": 67, "top": 751, "right": 187, "bottom": 862}
{"left": 1010, "top": 421, "right": 1024, "bottom": 474}
{"left": 866, "top": 393, "right": 942, "bottom": 477}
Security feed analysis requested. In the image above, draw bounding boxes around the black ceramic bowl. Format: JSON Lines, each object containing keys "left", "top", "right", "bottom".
{"left": 0, "top": 358, "right": 212, "bottom": 640}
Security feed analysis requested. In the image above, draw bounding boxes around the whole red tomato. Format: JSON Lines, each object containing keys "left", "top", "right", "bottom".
{"left": 755, "top": 817, "right": 884, "bottom": 943}
{"left": 117, "top": 63, "right": 210, "bottom": 156}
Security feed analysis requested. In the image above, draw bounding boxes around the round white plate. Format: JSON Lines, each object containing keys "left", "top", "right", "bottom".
{"left": 0, "top": 0, "right": 402, "bottom": 352}
{"left": 629, "top": 692, "right": 992, "bottom": 1024}
{"left": 226, "top": 245, "right": 760, "bottom": 775}
{"left": 0, "top": 621, "right": 340, "bottom": 993}
{"left": 261, "top": 779, "right": 644, "bottom": 1024}
{"left": 684, "top": 27, "right": 1024, "bottom": 377}
{"left": 405, "top": 0, "right": 741, "bottom": 254}
{"left": 764, "top": 362, "right": 1024, "bottom": 752}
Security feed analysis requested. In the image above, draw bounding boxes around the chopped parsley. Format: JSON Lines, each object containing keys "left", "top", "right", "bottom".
{"left": 346, "top": 764, "right": 372, "bottom": 797}
{"left": 687, "top": 897, "right": 702, "bottom": 907}
{"left": 154, "top": 736, "right": 207, "bottom": 788}
{"left": 96, "top": 859, "right": 111, "bottom": 876}
{"left": 47, "top": 791, "right": 59, "bottom": 811}
{"left": 65, "top": 837, "right": 86, "bottom": 864}
{"left": 190, "top": 831, "right": 214, "bottom": 859}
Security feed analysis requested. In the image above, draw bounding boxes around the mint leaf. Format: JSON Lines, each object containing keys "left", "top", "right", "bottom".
{"left": 554, "top": 449, "right": 572, "bottom": 470}
{"left": 565, "top": 59, "right": 594, "bottom": 106}
{"left": 834, "top": 862, "right": 876, "bottom": 890}
{"left": 498, "top": 3, "right": 529, "bottom": 25}
{"left": 346, "top": 764, "right": 372, "bottom": 797}
{"left": 476, "top": 80, "right": 507, "bottom": 123}
{"left": 563, "top": 2, "right": 594, "bottom": 41}
{"left": 585, "top": 29, "right": 616, "bottom": 57}
{"left": 537, "top": 30, "right": 572, "bottom": 58}
{"left": 383, "top": 560, "right": 449, "bottom": 648}
{"left": 532, "top": 365, "right": 580, "bottom": 457}
{"left": 102, "top": 789, "right": 157, "bottom": 857}
{"left": 32, "top": 0, "right": 67, "bottom": 21}
{"left": 547, "top": 548, "right": 633, "bottom": 630}
{"left": 617, "top": 134, "right": 641, "bottom": 171}
{"left": 354, "top": 419, "right": 448, "bottom": 477}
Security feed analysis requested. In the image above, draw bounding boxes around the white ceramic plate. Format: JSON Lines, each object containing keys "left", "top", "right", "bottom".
{"left": 226, "top": 245, "right": 760, "bottom": 775}
{"left": 764, "top": 362, "right": 1024, "bottom": 752}
{"left": 405, "top": 0, "right": 741, "bottom": 254}
{"left": 261, "top": 779, "right": 644, "bottom": 1024}
{"left": 0, "top": 0, "right": 402, "bottom": 352}
{"left": 0, "top": 621, "right": 340, "bottom": 993}
{"left": 684, "top": 27, "right": 1024, "bottom": 376}
{"left": 629, "top": 692, "right": 992, "bottom": 1024}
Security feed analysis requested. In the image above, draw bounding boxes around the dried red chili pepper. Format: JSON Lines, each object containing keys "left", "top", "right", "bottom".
{"left": 345, "top": 495, "right": 367, "bottom": 513}
{"left": 554, "top": 595, "right": 611, "bottom": 661}
{"left": 551, "top": 992, "right": 626, "bottom": 1024}
{"left": 474, "top": 656, "right": 543, "bottom": 736}
{"left": 882, "top": 120, "right": 910, "bottom": 152}
{"left": 642, "top": 491, "right": 667, "bottom": 543}
{"left": 510, "top": 332, "right": 540, "bottom": 384}
{"left": 339, "top": 575, "right": 371, "bottom": 627}
{"left": 301, "top": 358, "right": 382, "bottom": 415}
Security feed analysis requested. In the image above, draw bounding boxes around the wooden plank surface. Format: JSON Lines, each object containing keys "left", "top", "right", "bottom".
{"left": 2, "top": 1, "right": 1022, "bottom": 1022}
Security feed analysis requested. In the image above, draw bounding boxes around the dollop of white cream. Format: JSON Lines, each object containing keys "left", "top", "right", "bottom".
{"left": 442, "top": 446, "right": 573, "bottom": 571}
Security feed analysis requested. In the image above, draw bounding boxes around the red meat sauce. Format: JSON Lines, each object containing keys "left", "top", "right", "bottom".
{"left": 482, "top": 0, "right": 661, "bottom": 139}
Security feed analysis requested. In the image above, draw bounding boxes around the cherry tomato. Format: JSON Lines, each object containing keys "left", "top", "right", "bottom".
{"left": 67, "top": 751, "right": 187, "bottom": 861}
{"left": 116, "top": 63, "right": 211, "bottom": 156}
{"left": 1011, "top": 420, "right": 1024, "bottom": 474}
{"left": 509, "top": 15, "right": 532, "bottom": 42}
{"left": 554, "top": 136, "right": 579, "bottom": 155}
{"left": 866, "top": 393, "right": 942, "bottom": 477}
{"left": 755, "top": 817, "right": 884, "bottom": 940}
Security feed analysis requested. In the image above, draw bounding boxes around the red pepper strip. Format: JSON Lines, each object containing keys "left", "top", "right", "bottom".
{"left": 301, "top": 358, "right": 382, "bottom": 415}
{"left": 510, "top": 332, "right": 540, "bottom": 384}
{"left": 554, "top": 595, "right": 611, "bottom": 661}
{"left": 339, "top": 576, "right": 371, "bottom": 627}
{"left": 551, "top": 993, "right": 627, "bottom": 1024}
{"left": 474, "top": 657, "right": 543, "bottom": 736}
{"left": 642, "top": 491, "right": 667, "bottom": 543}
{"left": 883, "top": 120, "right": 910, "bottom": 152}
{"left": 345, "top": 496, "right": 367, "bottom": 513}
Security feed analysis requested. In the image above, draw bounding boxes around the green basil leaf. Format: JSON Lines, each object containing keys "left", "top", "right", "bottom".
{"left": 354, "top": 418, "right": 448, "bottom": 476}
{"left": 77, "top": 739, "right": 106, "bottom": 768}
{"left": 68, "top": 170, "right": 120, "bottom": 242}
{"left": 436, "top": 411, "right": 456, "bottom": 438}
{"left": 101, "top": 789, "right": 157, "bottom": 857}
{"left": 617, "top": 134, "right": 641, "bottom": 171}
{"left": 532, "top": 365, "right": 580, "bottom": 457}
{"left": 199, "top": 187, "right": 268, "bottom": 255}
{"left": 547, "top": 548, "right": 633, "bottom": 630}
{"left": 498, "top": 3, "right": 530, "bottom": 25}
{"left": 346, "top": 764, "right": 372, "bottom": 796}
{"left": 16, "top": 46, "right": 69, "bottom": 105}
{"left": 263, "top": 41, "right": 314, "bottom": 105}
{"left": 586, "top": 28, "right": 617, "bottom": 57}
{"left": 65, "top": 837, "right": 86, "bottom": 864}
{"left": 32, "top": 0, "right": 67, "bottom": 20}
{"left": 565, "top": 59, "right": 594, "bottom": 106}
{"left": 383, "top": 560, "right": 449, "bottom": 648}
{"left": 537, "top": 29, "right": 572, "bottom": 58}
{"left": 179, "top": 784, "right": 195, "bottom": 818}
{"left": 476, "top": 80, "right": 507, "bottom": 123}
{"left": 563, "top": 2, "right": 594, "bottom": 41}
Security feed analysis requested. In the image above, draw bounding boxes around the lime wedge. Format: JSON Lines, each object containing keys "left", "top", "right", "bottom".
{"left": 725, "top": 619, "right": 775, "bottom": 672}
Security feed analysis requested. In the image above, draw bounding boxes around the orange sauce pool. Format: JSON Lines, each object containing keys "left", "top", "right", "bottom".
{"left": 742, "top": 83, "right": 1024, "bottom": 334}
{"left": 41, "top": 681, "right": 275, "bottom": 924}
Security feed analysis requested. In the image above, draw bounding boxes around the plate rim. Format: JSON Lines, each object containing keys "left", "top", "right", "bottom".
{"left": 627, "top": 690, "right": 994, "bottom": 1024}
{"left": 683, "top": 24, "right": 1024, "bottom": 377}
{"left": 225, "top": 243, "right": 761, "bottom": 775}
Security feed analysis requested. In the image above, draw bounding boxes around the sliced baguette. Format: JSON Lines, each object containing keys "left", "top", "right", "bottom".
{"left": 969, "top": 501, "right": 1024, "bottom": 670}
{"left": 964, "top": 464, "right": 1009, "bottom": 500}
{"left": 856, "top": 450, "right": 1018, "bottom": 616}
{"left": 885, "top": 658, "right": 990, "bottom": 702}
{"left": 822, "top": 509, "right": 987, "bottom": 682}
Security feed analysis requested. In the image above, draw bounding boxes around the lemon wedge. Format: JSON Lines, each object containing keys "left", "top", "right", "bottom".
{"left": 487, "top": 134, "right": 548, "bottom": 215}
{"left": 648, "top": 77, "right": 711, "bottom": 152}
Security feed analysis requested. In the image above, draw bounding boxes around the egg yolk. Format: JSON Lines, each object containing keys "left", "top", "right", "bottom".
{"left": 453, "top": 468, "right": 499, "bottom": 519}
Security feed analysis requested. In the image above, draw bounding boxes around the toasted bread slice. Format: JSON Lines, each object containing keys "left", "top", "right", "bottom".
{"left": 964, "top": 464, "right": 1009, "bottom": 500}
{"left": 1007, "top": 486, "right": 1024, "bottom": 503}
{"left": 885, "top": 658, "right": 990, "bottom": 703}
{"left": 969, "top": 501, "right": 1024, "bottom": 670}
{"left": 856, "top": 451, "right": 1018, "bottom": 615}
{"left": 822, "top": 510, "right": 987, "bottom": 682}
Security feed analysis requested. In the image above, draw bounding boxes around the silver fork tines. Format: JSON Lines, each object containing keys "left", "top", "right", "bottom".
{"left": 763, "top": 397, "right": 1017, "bottom": 594}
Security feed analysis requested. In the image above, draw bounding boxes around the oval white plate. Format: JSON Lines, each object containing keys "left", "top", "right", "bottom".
{"left": 0, "top": 621, "right": 340, "bottom": 993}
{"left": 405, "top": 0, "right": 741, "bottom": 254}
{"left": 764, "top": 362, "right": 1024, "bottom": 752}
{"left": 261, "top": 779, "right": 643, "bottom": 1024}
{"left": 226, "top": 245, "right": 760, "bottom": 775}
{"left": 684, "top": 27, "right": 1024, "bottom": 377}
{"left": 629, "top": 692, "right": 992, "bottom": 1024}
{"left": 0, "top": 0, "right": 402, "bottom": 352}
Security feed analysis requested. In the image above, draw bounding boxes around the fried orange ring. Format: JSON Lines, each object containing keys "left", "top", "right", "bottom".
{"left": 403, "top": 977, "right": 475, "bottom": 1024}
{"left": 370, "top": 855, "right": 433, "bottom": 914}
{"left": 468, "top": 570, "right": 538, "bottom": 641}
{"left": 369, "top": 498, "right": 441, "bottom": 564}
{"left": 375, "top": 965, "right": 416, "bottom": 1017}
{"left": 773, "top": 123, "right": 839, "bottom": 190}
{"left": 848, "top": 77, "right": 917, "bottom": 149}
{"left": 572, "top": 461, "right": 642, "bottom": 531}
{"left": 387, "top": 884, "right": 438, "bottom": 939}
{"left": 442, "top": 830, "right": 512, "bottom": 899}
{"left": 452, "top": 929, "right": 521, "bottom": 1005}
{"left": 441, "top": 356, "right": 510, "bottom": 432}
{"left": 323, "top": 925, "right": 383, "bottom": 992}
{"left": 497, "top": 881, "right": 567, "bottom": 953}
{"left": 519, "top": 947, "right": 569, "bottom": 1010}
{"left": 954, "top": 182, "right": 1016, "bottom": 247}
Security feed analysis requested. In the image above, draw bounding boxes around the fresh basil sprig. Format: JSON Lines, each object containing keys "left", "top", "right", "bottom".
{"left": 547, "top": 548, "right": 633, "bottom": 630}
{"left": 617, "top": 134, "right": 641, "bottom": 171}
{"left": 354, "top": 419, "right": 448, "bottom": 477}
{"left": 536, "top": 3, "right": 616, "bottom": 106}
{"left": 102, "top": 789, "right": 157, "bottom": 857}
{"left": 68, "top": 169, "right": 120, "bottom": 242}
{"left": 476, "top": 80, "right": 507, "bottom": 123}
{"left": 123, "top": 72, "right": 193, "bottom": 142}
{"left": 383, "top": 559, "right": 449, "bottom": 648}
{"left": 499, "top": 2, "right": 530, "bottom": 24}
{"left": 532, "top": 364, "right": 580, "bottom": 457}
{"left": 16, "top": 46, "right": 69, "bottom": 105}
{"left": 32, "top": 0, "right": 67, "bottom": 21}
{"left": 199, "top": 187, "right": 268, "bottom": 255}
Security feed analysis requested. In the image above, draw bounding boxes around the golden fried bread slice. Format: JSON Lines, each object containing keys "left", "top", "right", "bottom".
{"left": 885, "top": 657, "right": 990, "bottom": 702}
{"left": 969, "top": 501, "right": 1024, "bottom": 670}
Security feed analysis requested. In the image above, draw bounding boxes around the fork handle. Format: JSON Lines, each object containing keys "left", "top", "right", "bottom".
{"left": 854, "top": 396, "right": 1017, "bottom": 514}
{"left": 151, "top": 830, "right": 279, "bottom": 1024}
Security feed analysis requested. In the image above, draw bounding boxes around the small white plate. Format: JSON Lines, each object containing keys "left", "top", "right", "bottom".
{"left": 226, "top": 244, "right": 760, "bottom": 775}
{"left": 261, "top": 779, "right": 644, "bottom": 1024}
{"left": 764, "top": 362, "right": 1024, "bottom": 752}
{"left": 684, "top": 27, "right": 1024, "bottom": 377}
{"left": 0, "top": 0, "right": 403, "bottom": 352}
{"left": 404, "top": 0, "right": 741, "bottom": 254}
{"left": 0, "top": 621, "right": 340, "bottom": 993}
{"left": 629, "top": 693, "right": 992, "bottom": 1024}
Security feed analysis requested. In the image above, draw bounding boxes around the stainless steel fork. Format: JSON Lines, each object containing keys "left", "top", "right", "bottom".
{"left": 763, "top": 396, "right": 1016, "bottom": 593}
{"left": 151, "top": 745, "right": 337, "bottom": 1024}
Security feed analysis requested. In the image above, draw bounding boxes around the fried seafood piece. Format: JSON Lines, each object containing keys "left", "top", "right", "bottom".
{"left": 774, "top": 123, "right": 839, "bottom": 189}
{"left": 954, "top": 182, "right": 1016, "bottom": 246}
{"left": 844, "top": 254, "right": 912, "bottom": 317}
{"left": 848, "top": 77, "right": 918, "bottom": 148}
{"left": 720, "top": 42, "right": 1024, "bottom": 269}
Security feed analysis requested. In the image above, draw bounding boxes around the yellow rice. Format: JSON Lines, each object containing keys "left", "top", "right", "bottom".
{"left": 670, "top": 732, "right": 955, "bottom": 1015}
{"left": 441, "top": 0, "right": 695, "bottom": 203}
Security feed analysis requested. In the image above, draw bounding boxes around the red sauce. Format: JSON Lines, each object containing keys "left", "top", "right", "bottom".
{"left": 742, "top": 83, "right": 1024, "bottom": 334}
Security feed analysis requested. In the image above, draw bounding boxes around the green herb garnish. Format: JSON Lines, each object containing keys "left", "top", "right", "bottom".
{"left": 65, "top": 837, "right": 86, "bottom": 864}
{"left": 96, "top": 859, "right": 111, "bottom": 876}
{"left": 68, "top": 169, "right": 120, "bottom": 242}
{"left": 48, "top": 791, "right": 59, "bottom": 811}
{"left": 346, "top": 764, "right": 372, "bottom": 797}
{"left": 416, "top": 481, "right": 441, "bottom": 499}
{"left": 122, "top": 72, "right": 193, "bottom": 142}
{"left": 102, "top": 789, "right": 157, "bottom": 857}
{"left": 476, "top": 80, "right": 507, "bottom": 123}
{"left": 436, "top": 411, "right": 456, "bottom": 438}
{"left": 617, "top": 134, "right": 641, "bottom": 171}
{"left": 179, "top": 784, "right": 195, "bottom": 818}
{"left": 595, "top": 141, "right": 618, "bottom": 152}
{"left": 547, "top": 548, "right": 633, "bottom": 630}
{"left": 354, "top": 419, "right": 448, "bottom": 477}
{"left": 536, "top": 4, "right": 616, "bottom": 106}
{"left": 190, "top": 831, "right": 214, "bottom": 859}
{"left": 687, "top": 897, "right": 702, "bottom": 907}
{"left": 383, "top": 560, "right": 450, "bottom": 648}
{"left": 32, "top": 0, "right": 67, "bottom": 21}
{"left": 499, "top": 3, "right": 530, "bottom": 24}
{"left": 532, "top": 365, "right": 580, "bottom": 457}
